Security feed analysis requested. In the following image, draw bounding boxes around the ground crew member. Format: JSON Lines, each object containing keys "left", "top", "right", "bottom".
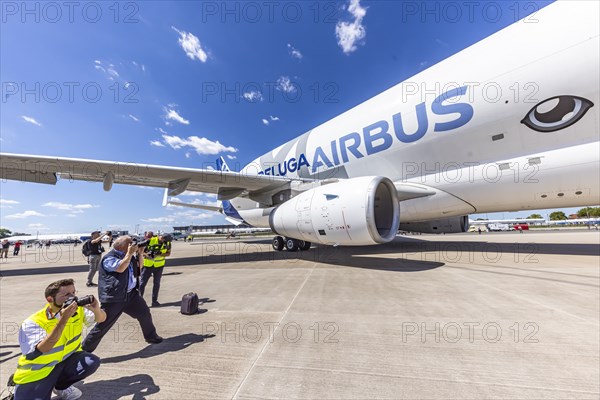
{"left": 139, "top": 234, "right": 171, "bottom": 307}
{"left": 13, "top": 279, "right": 106, "bottom": 400}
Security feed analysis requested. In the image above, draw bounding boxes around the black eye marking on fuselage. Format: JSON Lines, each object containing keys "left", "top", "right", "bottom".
{"left": 521, "top": 95, "right": 593, "bottom": 132}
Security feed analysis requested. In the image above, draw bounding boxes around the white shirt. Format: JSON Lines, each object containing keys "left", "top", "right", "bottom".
{"left": 18, "top": 307, "right": 96, "bottom": 356}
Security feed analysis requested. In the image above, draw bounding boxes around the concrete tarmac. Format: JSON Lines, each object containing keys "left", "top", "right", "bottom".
{"left": 1, "top": 230, "right": 598, "bottom": 399}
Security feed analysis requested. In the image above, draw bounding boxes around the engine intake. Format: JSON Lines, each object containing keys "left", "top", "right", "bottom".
{"left": 269, "top": 176, "right": 400, "bottom": 246}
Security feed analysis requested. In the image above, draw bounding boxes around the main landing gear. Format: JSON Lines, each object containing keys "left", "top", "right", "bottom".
{"left": 272, "top": 236, "right": 311, "bottom": 252}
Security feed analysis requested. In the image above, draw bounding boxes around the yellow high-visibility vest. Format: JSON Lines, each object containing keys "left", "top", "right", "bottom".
{"left": 143, "top": 237, "right": 169, "bottom": 268}
{"left": 14, "top": 306, "right": 85, "bottom": 384}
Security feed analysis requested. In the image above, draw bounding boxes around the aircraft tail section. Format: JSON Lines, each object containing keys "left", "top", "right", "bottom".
{"left": 216, "top": 156, "right": 231, "bottom": 172}
{"left": 216, "top": 157, "right": 246, "bottom": 225}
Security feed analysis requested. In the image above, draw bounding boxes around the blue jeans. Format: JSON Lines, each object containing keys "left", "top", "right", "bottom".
{"left": 14, "top": 351, "right": 100, "bottom": 400}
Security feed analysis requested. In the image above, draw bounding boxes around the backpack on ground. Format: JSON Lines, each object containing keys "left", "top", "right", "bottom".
{"left": 82, "top": 240, "right": 92, "bottom": 257}
{"left": 180, "top": 292, "right": 199, "bottom": 315}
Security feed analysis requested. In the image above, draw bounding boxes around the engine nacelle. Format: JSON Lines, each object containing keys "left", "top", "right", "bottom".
{"left": 399, "top": 216, "right": 469, "bottom": 234}
{"left": 269, "top": 176, "right": 400, "bottom": 246}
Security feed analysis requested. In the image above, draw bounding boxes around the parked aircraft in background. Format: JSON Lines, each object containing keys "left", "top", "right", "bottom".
{"left": 1, "top": 1, "right": 598, "bottom": 251}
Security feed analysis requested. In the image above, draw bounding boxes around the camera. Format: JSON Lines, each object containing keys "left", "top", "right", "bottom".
{"left": 63, "top": 295, "right": 94, "bottom": 308}
{"left": 133, "top": 238, "right": 150, "bottom": 249}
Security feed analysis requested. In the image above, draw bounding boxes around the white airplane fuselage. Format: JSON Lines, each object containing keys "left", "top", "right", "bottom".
{"left": 230, "top": 1, "right": 599, "bottom": 228}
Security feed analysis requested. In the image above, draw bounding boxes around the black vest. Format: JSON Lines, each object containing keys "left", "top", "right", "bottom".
{"left": 98, "top": 249, "right": 137, "bottom": 303}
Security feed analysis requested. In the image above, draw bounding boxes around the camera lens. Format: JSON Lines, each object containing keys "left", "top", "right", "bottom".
{"left": 76, "top": 295, "right": 94, "bottom": 306}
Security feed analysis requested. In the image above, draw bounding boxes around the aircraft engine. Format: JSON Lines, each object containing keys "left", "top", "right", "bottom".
{"left": 269, "top": 176, "right": 400, "bottom": 246}
{"left": 399, "top": 216, "right": 469, "bottom": 234}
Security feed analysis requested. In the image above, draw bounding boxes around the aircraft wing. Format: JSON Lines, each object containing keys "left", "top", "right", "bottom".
{"left": 0, "top": 153, "right": 308, "bottom": 201}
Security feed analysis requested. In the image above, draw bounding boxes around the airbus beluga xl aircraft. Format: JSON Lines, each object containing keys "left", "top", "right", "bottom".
{"left": 1, "top": 1, "right": 598, "bottom": 251}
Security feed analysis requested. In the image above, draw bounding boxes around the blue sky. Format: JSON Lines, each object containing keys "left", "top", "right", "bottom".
{"left": 2, "top": 0, "right": 573, "bottom": 235}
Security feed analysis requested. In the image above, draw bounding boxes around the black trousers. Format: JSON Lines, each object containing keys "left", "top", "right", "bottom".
{"left": 14, "top": 351, "right": 100, "bottom": 400}
{"left": 81, "top": 290, "right": 157, "bottom": 352}
{"left": 139, "top": 267, "right": 164, "bottom": 303}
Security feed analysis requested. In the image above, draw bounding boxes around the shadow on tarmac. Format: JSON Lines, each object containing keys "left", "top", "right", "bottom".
{"left": 2, "top": 236, "right": 598, "bottom": 278}
{"left": 0, "top": 344, "right": 21, "bottom": 365}
{"left": 100, "top": 333, "right": 215, "bottom": 364}
{"left": 79, "top": 373, "right": 159, "bottom": 399}
{"left": 168, "top": 240, "right": 445, "bottom": 272}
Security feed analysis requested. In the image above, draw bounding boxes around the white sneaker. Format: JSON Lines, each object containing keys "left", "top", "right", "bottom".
{"left": 53, "top": 385, "right": 82, "bottom": 400}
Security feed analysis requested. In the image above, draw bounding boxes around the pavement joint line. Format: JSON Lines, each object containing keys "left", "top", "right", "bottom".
{"left": 456, "top": 268, "right": 600, "bottom": 326}
{"left": 231, "top": 261, "right": 318, "bottom": 400}
{"left": 444, "top": 265, "right": 600, "bottom": 288}
{"left": 448, "top": 263, "right": 599, "bottom": 279}
{"left": 247, "top": 364, "right": 600, "bottom": 395}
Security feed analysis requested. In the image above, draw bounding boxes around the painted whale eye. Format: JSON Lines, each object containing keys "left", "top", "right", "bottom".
{"left": 521, "top": 95, "right": 593, "bottom": 132}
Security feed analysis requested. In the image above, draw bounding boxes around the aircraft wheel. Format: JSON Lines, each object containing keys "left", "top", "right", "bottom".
{"left": 272, "top": 236, "right": 284, "bottom": 251}
{"left": 298, "top": 241, "right": 311, "bottom": 251}
{"left": 285, "top": 238, "right": 299, "bottom": 252}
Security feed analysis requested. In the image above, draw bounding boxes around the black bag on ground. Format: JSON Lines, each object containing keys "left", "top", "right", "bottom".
{"left": 180, "top": 292, "right": 199, "bottom": 315}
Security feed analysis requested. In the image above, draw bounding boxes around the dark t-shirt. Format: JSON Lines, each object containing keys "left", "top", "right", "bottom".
{"left": 2, "top": 242, "right": 9, "bottom": 249}
{"left": 89, "top": 241, "right": 104, "bottom": 255}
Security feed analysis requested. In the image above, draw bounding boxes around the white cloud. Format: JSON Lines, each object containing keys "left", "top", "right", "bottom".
{"left": 276, "top": 76, "right": 296, "bottom": 93}
{"left": 107, "top": 65, "right": 120, "bottom": 77}
{"left": 178, "top": 192, "right": 217, "bottom": 199}
{"left": 21, "top": 115, "right": 42, "bottom": 127}
{"left": 162, "top": 134, "right": 238, "bottom": 155}
{"left": 142, "top": 210, "right": 212, "bottom": 224}
{"left": 4, "top": 210, "right": 45, "bottom": 219}
{"left": 94, "top": 60, "right": 120, "bottom": 80}
{"left": 172, "top": 26, "right": 208, "bottom": 63}
{"left": 242, "top": 91, "right": 263, "bottom": 102}
{"left": 28, "top": 223, "right": 49, "bottom": 231}
{"left": 150, "top": 140, "right": 165, "bottom": 147}
{"left": 227, "top": 155, "right": 237, "bottom": 160}
{"left": 335, "top": 0, "right": 367, "bottom": 54}
{"left": 142, "top": 216, "right": 176, "bottom": 223}
{"left": 262, "top": 116, "right": 279, "bottom": 126}
{"left": 156, "top": 127, "right": 168, "bottom": 134}
{"left": 164, "top": 107, "right": 190, "bottom": 125}
{"left": 128, "top": 114, "right": 140, "bottom": 122}
{"left": 132, "top": 61, "right": 146, "bottom": 72}
{"left": 42, "top": 202, "right": 97, "bottom": 214}
{"left": 287, "top": 43, "right": 303, "bottom": 59}
{"left": 0, "top": 199, "right": 19, "bottom": 208}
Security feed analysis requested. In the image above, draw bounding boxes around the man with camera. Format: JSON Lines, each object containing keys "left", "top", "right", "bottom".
{"left": 83, "top": 231, "right": 106, "bottom": 288}
{"left": 13, "top": 278, "right": 106, "bottom": 400}
{"left": 139, "top": 234, "right": 172, "bottom": 307}
{"left": 81, "top": 236, "right": 163, "bottom": 353}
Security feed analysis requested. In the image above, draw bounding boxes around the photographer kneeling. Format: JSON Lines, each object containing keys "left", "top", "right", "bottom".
{"left": 13, "top": 279, "right": 106, "bottom": 400}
